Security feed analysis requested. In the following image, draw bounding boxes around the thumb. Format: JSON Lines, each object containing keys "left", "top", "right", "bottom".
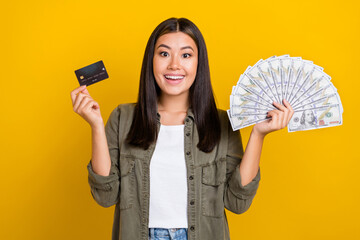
{"left": 81, "top": 87, "right": 90, "bottom": 95}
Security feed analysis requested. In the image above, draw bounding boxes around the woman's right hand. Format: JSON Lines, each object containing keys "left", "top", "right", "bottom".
{"left": 70, "top": 85, "right": 104, "bottom": 128}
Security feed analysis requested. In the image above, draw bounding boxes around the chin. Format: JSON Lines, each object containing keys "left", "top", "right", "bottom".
{"left": 161, "top": 88, "right": 188, "bottom": 97}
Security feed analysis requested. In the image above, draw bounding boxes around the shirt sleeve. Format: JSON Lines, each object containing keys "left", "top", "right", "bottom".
{"left": 87, "top": 105, "right": 121, "bottom": 208}
{"left": 223, "top": 119, "right": 261, "bottom": 214}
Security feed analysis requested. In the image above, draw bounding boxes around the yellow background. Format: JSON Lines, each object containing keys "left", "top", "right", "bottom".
{"left": 1, "top": 0, "right": 359, "bottom": 239}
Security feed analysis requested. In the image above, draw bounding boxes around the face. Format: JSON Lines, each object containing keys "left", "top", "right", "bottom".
{"left": 304, "top": 110, "right": 315, "bottom": 123}
{"left": 153, "top": 32, "right": 198, "bottom": 98}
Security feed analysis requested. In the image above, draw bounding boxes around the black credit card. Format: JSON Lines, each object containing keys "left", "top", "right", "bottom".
{"left": 74, "top": 60, "right": 109, "bottom": 86}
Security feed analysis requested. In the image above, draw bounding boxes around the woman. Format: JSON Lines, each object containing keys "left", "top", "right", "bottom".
{"left": 70, "top": 17, "right": 294, "bottom": 240}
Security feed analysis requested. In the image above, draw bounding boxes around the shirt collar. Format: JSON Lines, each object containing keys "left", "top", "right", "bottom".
{"left": 186, "top": 107, "right": 195, "bottom": 120}
{"left": 155, "top": 107, "right": 195, "bottom": 122}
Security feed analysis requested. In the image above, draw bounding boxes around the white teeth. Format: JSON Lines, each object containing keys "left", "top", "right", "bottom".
{"left": 165, "top": 75, "right": 184, "bottom": 80}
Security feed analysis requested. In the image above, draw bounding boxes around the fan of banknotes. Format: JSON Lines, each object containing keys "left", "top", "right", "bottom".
{"left": 227, "top": 55, "right": 343, "bottom": 132}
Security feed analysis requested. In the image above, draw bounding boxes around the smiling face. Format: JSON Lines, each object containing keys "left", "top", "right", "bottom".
{"left": 153, "top": 32, "right": 198, "bottom": 99}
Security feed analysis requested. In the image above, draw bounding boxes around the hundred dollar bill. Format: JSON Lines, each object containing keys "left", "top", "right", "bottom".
{"left": 227, "top": 110, "right": 268, "bottom": 131}
{"left": 292, "top": 80, "right": 338, "bottom": 110}
{"left": 267, "top": 55, "right": 291, "bottom": 103}
{"left": 228, "top": 55, "right": 343, "bottom": 132}
{"left": 255, "top": 60, "right": 281, "bottom": 103}
{"left": 285, "top": 58, "right": 307, "bottom": 102}
{"left": 231, "top": 85, "right": 275, "bottom": 110}
{"left": 291, "top": 75, "right": 333, "bottom": 106}
{"left": 288, "top": 104, "right": 342, "bottom": 132}
{"left": 293, "top": 92, "right": 342, "bottom": 112}
{"left": 231, "top": 105, "right": 269, "bottom": 116}
{"left": 281, "top": 57, "right": 292, "bottom": 101}
{"left": 233, "top": 74, "right": 274, "bottom": 107}
{"left": 288, "top": 64, "right": 328, "bottom": 105}
{"left": 230, "top": 94, "right": 272, "bottom": 116}
{"left": 244, "top": 60, "right": 279, "bottom": 103}
{"left": 286, "top": 59, "right": 307, "bottom": 103}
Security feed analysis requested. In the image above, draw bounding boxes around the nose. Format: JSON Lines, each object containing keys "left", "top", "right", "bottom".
{"left": 167, "top": 55, "right": 180, "bottom": 70}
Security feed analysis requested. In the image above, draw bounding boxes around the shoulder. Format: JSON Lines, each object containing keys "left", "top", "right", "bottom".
{"left": 216, "top": 108, "right": 231, "bottom": 139}
{"left": 217, "top": 108, "right": 227, "bottom": 117}
{"left": 107, "top": 103, "right": 136, "bottom": 123}
{"left": 217, "top": 108, "right": 229, "bottom": 125}
{"left": 117, "top": 102, "right": 136, "bottom": 112}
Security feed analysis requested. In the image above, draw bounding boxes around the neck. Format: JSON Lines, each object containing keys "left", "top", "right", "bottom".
{"left": 157, "top": 92, "right": 190, "bottom": 113}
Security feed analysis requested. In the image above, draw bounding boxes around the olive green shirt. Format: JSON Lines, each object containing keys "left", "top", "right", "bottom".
{"left": 87, "top": 103, "right": 261, "bottom": 240}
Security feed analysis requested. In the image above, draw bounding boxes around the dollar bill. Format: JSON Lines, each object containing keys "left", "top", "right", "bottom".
{"left": 293, "top": 92, "right": 341, "bottom": 111}
{"left": 231, "top": 85, "right": 275, "bottom": 109}
{"left": 256, "top": 60, "right": 281, "bottom": 103}
{"left": 288, "top": 65, "right": 329, "bottom": 105}
{"left": 233, "top": 75, "right": 274, "bottom": 107}
{"left": 287, "top": 104, "right": 342, "bottom": 132}
{"left": 228, "top": 55, "right": 343, "bottom": 132}
{"left": 292, "top": 81, "right": 337, "bottom": 109}
{"left": 267, "top": 55, "right": 291, "bottom": 102}
{"left": 227, "top": 110, "right": 268, "bottom": 131}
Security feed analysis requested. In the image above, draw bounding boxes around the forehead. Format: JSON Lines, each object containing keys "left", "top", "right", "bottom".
{"left": 155, "top": 32, "right": 197, "bottom": 50}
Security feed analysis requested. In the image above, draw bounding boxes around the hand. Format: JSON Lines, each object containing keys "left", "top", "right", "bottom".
{"left": 70, "top": 85, "right": 104, "bottom": 128}
{"left": 252, "top": 99, "right": 294, "bottom": 138}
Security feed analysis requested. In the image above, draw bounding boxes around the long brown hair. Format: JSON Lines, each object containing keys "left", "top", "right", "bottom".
{"left": 126, "top": 17, "right": 220, "bottom": 153}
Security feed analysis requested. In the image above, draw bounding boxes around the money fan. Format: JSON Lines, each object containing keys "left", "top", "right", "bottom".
{"left": 227, "top": 55, "right": 343, "bottom": 132}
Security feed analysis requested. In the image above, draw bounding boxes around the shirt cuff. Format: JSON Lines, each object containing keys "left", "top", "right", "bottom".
{"left": 228, "top": 165, "right": 260, "bottom": 199}
{"left": 87, "top": 160, "right": 119, "bottom": 191}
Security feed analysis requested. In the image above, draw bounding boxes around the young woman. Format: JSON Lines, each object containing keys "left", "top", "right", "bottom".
{"left": 70, "top": 17, "right": 294, "bottom": 240}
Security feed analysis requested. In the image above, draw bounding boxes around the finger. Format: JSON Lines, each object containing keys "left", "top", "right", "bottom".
{"left": 84, "top": 99, "right": 97, "bottom": 112}
{"left": 73, "top": 92, "right": 85, "bottom": 111}
{"left": 267, "top": 109, "right": 282, "bottom": 116}
{"left": 80, "top": 87, "right": 90, "bottom": 95}
{"left": 278, "top": 110, "right": 283, "bottom": 128}
{"left": 73, "top": 93, "right": 92, "bottom": 112}
{"left": 282, "top": 108, "right": 289, "bottom": 128}
{"left": 70, "top": 85, "right": 87, "bottom": 104}
{"left": 268, "top": 109, "right": 283, "bottom": 129}
{"left": 283, "top": 99, "right": 294, "bottom": 122}
{"left": 77, "top": 95, "right": 92, "bottom": 114}
{"left": 273, "top": 101, "right": 287, "bottom": 112}
{"left": 267, "top": 111, "right": 279, "bottom": 129}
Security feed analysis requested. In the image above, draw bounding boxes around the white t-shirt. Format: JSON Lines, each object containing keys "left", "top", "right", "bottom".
{"left": 148, "top": 124, "right": 188, "bottom": 228}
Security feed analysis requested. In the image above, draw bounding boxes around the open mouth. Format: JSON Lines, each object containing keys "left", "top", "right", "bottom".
{"left": 164, "top": 75, "right": 185, "bottom": 85}
{"left": 164, "top": 75, "right": 185, "bottom": 80}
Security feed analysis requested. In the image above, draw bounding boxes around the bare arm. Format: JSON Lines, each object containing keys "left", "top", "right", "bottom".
{"left": 239, "top": 99, "right": 294, "bottom": 186}
{"left": 70, "top": 85, "right": 111, "bottom": 176}
{"left": 239, "top": 130, "right": 264, "bottom": 186}
{"left": 91, "top": 124, "right": 111, "bottom": 176}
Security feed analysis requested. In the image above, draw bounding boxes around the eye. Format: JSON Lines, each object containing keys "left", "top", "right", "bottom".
{"left": 160, "top": 51, "right": 169, "bottom": 57}
{"left": 183, "top": 53, "right": 191, "bottom": 58}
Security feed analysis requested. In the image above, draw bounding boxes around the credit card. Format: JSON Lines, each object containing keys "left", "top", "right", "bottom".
{"left": 74, "top": 60, "right": 109, "bottom": 86}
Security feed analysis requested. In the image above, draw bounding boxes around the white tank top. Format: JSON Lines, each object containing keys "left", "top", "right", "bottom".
{"left": 148, "top": 124, "right": 188, "bottom": 228}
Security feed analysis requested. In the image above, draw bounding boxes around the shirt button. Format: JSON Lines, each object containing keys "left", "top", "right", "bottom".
{"left": 190, "top": 200, "right": 195, "bottom": 205}
{"left": 186, "top": 151, "right": 191, "bottom": 156}
{"left": 185, "top": 118, "right": 190, "bottom": 123}
{"left": 186, "top": 132, "right": 190, "bottom": 136}
{"left": 189, "top": 175, "right": 193, "bottom": 180}
{"left": 190, "top": 226, "right": 195, "bottom": 231}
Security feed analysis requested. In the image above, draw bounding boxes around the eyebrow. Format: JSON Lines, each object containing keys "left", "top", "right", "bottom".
{"left": 157, "top": 44, "right": 194, "bottom": 51}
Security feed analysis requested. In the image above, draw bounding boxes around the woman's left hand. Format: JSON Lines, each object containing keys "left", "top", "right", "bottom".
{"left": 253, "top": 99, "right": 294, "bottom": 138}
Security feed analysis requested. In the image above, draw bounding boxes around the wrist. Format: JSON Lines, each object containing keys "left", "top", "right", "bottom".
{"left": 251, "top": 127, "right": 266, "bottom": 140}
{"left": 91, "top": 122, "right": 105, "bottom": 132}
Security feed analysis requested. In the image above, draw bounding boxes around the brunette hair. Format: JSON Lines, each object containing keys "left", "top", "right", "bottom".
{"left": 126, "top": 17, "right": 220, "bottom": 153}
